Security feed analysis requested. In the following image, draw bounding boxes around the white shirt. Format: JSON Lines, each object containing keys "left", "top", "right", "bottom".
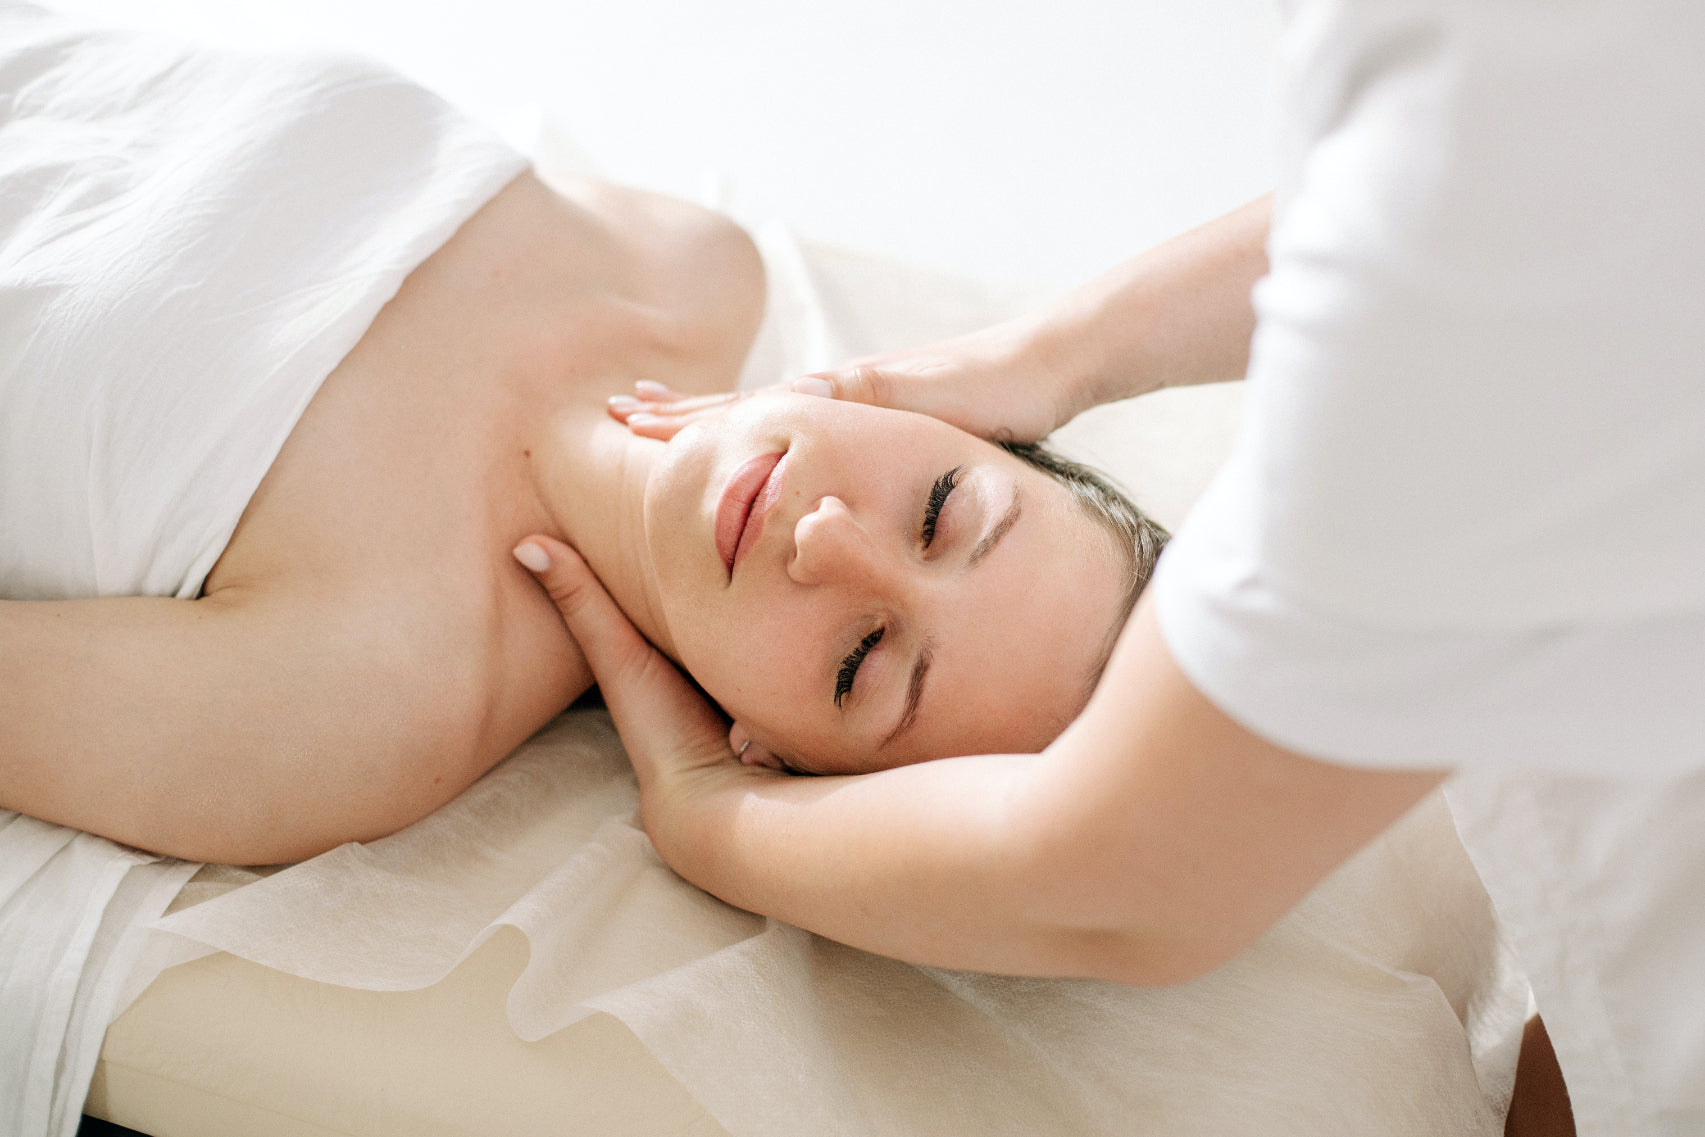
{"left": 1151, "top": 1, "right": 1705, "bottom": 1132}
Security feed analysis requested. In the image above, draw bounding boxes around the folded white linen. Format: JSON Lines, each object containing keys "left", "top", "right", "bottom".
{"left": 0, "top": 813, "right": 198, "bottom": 1137}
{"left": 137, "top": 224, "right": 1530, "bottom": 1135}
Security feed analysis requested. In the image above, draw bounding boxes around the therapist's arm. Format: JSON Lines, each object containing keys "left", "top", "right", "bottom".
{"left": 517, "top": 535, "right": 1443, "bottom": 983}
{"left": 616, "top": 194, "right": 1272, "bottom": 446}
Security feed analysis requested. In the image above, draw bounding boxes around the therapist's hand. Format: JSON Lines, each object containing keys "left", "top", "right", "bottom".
{"left": 610, "top": 315, "right": 1085, "bottom": 444}
{"left": 510, "top": 535, "right": 775, "bottom": 856}
{"left": 612, "top": 195, "right": 1273, "bottom": 446}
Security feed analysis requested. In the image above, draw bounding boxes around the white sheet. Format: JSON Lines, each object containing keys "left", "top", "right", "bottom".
{"left": 0, "top": 813, "right": 197, "bottom": 1137}
{"left": 148, "top": 708, "right": 1526, "bottom": 1136}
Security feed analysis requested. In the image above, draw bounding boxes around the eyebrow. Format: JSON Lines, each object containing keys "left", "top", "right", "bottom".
{"left": 879, "top": 644, "right": 933, "bottom": 749}
{"left": 879, "top": 484, "right": 1022, "bottom": 750}
{"left": 967, "top": 489, "right": 1022, "bottom": 568}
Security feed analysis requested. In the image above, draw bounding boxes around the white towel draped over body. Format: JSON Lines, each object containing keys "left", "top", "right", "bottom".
{"left": 0, "top": 5, "right": 521, "bottom": 1134}
{"left": 0, "top": 2, "right": 523, "bottom": 601}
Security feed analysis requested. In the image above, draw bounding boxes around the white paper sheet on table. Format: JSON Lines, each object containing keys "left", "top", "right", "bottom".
{"left": 135, "top": 213, "right": 1531, "bottom": 1136}
{"left": 149, "top": 707, "right": 1526, "bottom": 1136}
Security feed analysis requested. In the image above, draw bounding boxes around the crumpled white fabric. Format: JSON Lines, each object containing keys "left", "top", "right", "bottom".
{"left": 0, "top": 1, "right": 523, "bottom": 603}
{"left": 0, "top": 814, "right": 198, "bottom": 1137}
{"left": 151, "top": 709, "right": 1527, "bottom": 1136}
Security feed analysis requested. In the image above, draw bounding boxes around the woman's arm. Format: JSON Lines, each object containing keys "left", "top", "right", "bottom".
{"left": 517, "top": 535, "right": 1442, "bottom": 983}
{"left": 0, "top": 588, "right": 505, "bottom": 864}
{"left": 615, "top": 194, "right": 1272, "bottom": 444}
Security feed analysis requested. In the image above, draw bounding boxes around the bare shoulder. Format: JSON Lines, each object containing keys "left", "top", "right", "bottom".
{"left": 179, "top": 172, "right": 753, "bottom": 854}
{"left": 9, "top": 172, "right": 768, "bottom": 861}
{"left": 528, "top": 174, "right": 767, "bottom": 395}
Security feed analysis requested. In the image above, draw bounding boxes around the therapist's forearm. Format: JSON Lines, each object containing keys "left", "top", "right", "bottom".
{"left": 652, "top": 750, "right": 1196, "bottom": 983}
{"left": 1045, "top": 193, "right": 1271, "bottom": 408}
{"left": 521, "top": 540, "right": 1443, "bottom": 987}
{"left": 643, "top": 594, "right": 1442, "bottom": 987}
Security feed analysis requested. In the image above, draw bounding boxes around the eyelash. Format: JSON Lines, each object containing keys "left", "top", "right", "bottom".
{"left": 921, "top": 465, "right": 962, "bottom": 548}
{"left": 833, "top": 466, "right": 962, "bottom": 709}
{"left": 835, "top": 627, "right": 884, "bottom": 708}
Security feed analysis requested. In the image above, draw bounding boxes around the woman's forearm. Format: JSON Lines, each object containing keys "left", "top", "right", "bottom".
{"left": 1043, "top": 193, "right": 1272, "bottom": 412}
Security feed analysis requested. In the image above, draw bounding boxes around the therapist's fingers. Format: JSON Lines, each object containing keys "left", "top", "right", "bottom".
{"left": 789, "top": 366, "right": 891, "bottom": 409}
{"left": 795, "top": 352, "right": 1059, "bottom": 443}
{"left": 511, "top": 535, "right": 734, "bottom": 784}
{"left": 609, "top": 388, "right": 737, "bottom": 421}
{"left": 607, "top": 387, "right": 743, "bottom": 441}
{"left": 793, "top": 362, "right": 1016, "bottom": 439}
{"left": 608, "top": 382, "right": 796, "bottom": 440}
{"left": 620, "top": 403, "right": 733, "bottom": 441}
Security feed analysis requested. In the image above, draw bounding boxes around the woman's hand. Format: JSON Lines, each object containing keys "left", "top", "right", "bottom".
{"left": 608, "top": 313, "right": 1086, "bottom": 444}
{"left": 511, "top": 535, "right": 779, "bottom": 856}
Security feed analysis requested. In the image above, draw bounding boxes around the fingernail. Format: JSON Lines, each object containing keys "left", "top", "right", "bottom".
{"left": 608, "top": 395, "right": 639, "bottom": 410}
{"left": 634, "top": 380, "right": 671, "bottom": 399}
{"left": 512, "top": 543, "right": 551, "bottom": 573}
{"left": 627, "top": 412, "right": 659, "bottom": 426}
{"left": 792, "top": 377, "right": 833, "bottom": 398}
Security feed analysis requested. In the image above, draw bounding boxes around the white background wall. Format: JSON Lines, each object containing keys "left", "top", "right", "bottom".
{"left": 47, "top": 0, "right": 1278, "bottom": 291}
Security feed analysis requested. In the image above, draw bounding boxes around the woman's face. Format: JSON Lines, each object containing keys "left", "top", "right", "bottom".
{"left": 643, "top": 394, "right": 1129, "bottom": 774}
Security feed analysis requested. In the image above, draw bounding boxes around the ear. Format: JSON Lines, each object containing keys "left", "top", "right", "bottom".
{"left": 728, "top": 721, "right": 785, "bottom": 770}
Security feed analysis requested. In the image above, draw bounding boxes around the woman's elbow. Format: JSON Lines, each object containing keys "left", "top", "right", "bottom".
{"left": 164, "top": 720, "right": 491, "bottom": 865}
{"left": 1055, "top": 922, "right": 1247, "bottom": 988}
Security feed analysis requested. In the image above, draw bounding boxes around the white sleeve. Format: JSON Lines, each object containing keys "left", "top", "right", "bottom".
{"left": 1151, "top": 0, "right": 1705, "bottom": 776}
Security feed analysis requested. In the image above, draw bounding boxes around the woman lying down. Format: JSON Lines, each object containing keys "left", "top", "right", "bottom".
{"left": 0, "top": 6, "right": 1162, "bottom": 867}
{"left": 2, "top": 17, "right": 1533, "bottom": 1132}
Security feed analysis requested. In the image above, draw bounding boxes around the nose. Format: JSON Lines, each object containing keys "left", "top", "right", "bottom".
{"left": 788, "top": 495, "right": 893, "bottom": 587}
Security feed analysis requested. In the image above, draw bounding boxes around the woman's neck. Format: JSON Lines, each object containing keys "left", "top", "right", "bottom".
{"left": 459, "top": 173, "right": 765, "bottom": 664}
{"left": 524, "top": 400, "right": 678, "bottom": 661}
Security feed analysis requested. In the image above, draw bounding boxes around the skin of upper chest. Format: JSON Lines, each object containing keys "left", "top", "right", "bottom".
{"left": 198, "top": 172, "right": 763, "bottom": 764}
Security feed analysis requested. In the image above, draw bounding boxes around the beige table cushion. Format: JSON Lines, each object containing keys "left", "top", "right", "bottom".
{"left": 88, "top": 927, "right": 728, "bottom": 1137}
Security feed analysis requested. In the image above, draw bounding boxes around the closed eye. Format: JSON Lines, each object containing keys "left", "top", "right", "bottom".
{"left": 835, "top": 626, "right": 884, "bottom": 708}
{"left": 921, "top": 466, "right": 962, "bottom": 548}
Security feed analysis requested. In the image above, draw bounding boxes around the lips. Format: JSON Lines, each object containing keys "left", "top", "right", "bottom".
{"left": 714, "top": 451, "right": 787, "bottom": 575}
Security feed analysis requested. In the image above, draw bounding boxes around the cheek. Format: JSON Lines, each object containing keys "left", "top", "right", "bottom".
{"left": 644, "top": 451, "right": 712, "bottom": 584}
{"left": 673, "top": 601, "right": 816, "bottom": 717}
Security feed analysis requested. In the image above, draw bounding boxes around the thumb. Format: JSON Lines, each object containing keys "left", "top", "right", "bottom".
{"left": 791, "top": 366, "right": 894, "bottom": 409}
